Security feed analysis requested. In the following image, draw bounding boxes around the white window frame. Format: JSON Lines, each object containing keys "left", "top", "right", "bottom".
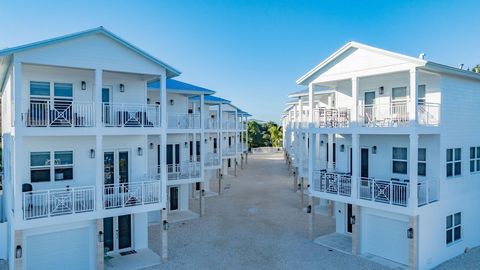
{"left": 392, "top": 147, "right": 408, "bottom": 175}
{"left": 418, "top": 148, "right": 426, "bottom": 177}
{"left": 446, "top": 212, "right": 462, "bottom": 245}
{"left": 446, "top": 148, "right": 461, "bottom": 177}
{"left": 470, "top": 146, "right": 480, "bottom": 173}
{"left": 30, "top": 150, "right": 74, "bottom": 183}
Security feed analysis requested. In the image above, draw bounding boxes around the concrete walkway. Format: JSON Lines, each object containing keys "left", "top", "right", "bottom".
{"left": 146, "top": 152, "right": 386, "bottom": 269}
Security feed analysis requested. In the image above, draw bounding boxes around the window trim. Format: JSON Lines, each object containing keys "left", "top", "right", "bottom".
{"left": 446, "top": 148, "right": 462, "bottom": 178}
{"left": 469, "top": 146, "right": 480, "bottom": 173}
{"left": 30, "top": 150, "right": 74, "bottom": 183}
{"left": 418, "top": 148, "right": 426, "bottom": 177}
{"left": 446, "top": 212, "right": 462, "bottom": 246}
{"left": 392, "top": 147, "right": 408, "bottom": 175}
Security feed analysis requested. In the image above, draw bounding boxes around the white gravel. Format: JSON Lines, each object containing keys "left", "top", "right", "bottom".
{"left": 145, "top": 153, "right": 391, "bottom": 269}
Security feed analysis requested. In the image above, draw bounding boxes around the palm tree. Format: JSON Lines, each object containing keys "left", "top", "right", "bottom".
{"left": 473, "top": 64, "right": 480, "bottom": 73}
{"left": 268, "top": 125, "right": 283, "bottom": 147}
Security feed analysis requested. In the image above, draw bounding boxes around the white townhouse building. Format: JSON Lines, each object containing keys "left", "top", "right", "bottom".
{"left": 284, "top": 41, "right": 480, "bottom": 269}
{"left": 0, "top": 27, "right": 250, "bottom": 270}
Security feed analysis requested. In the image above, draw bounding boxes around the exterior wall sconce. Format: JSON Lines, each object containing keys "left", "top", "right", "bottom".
{"left": 379, "top": 86, "right": 384, "bottom": 95}
{"left": 170, "top": 99, "right": 175, "bottom": 106}
{"left": 184, "top": 142, "right": 188, "bottom": 148}
{"left": 119, "top": 83, "right": 125, "bottom": 92}
{"left": 320, "top": 140, "right": 324, "bottom": 146}
{"left": 407, "top": 228, "right": 414, "bottom": 239}
{"left": 81, "top": 81, "right": 87, "bottom": 90}
{"left": 149, "top": 143, "right": 154, "bottom": 150}
{"left": 137, "top": 147, "right": 143, "bottom": 156}
{"left": 350, "top": 216, "right": 356, "bottom": 225}
{"left": 204, "top": 139, "right": 208, "bottom": 144}
{"left": 307, "top": 205, "right": 312, "bottom": 214}
{"left": 15, "top": 245, "right": 22, "bottom": 259}
{"left": 340, "top": 144, "right": 345, "bottom": 152}
{"left": 302, "top": 135, "right": 306, "bottom": 140}
{"left": 163, "top": 220, "right": 169, "bottom": 231}
{"left": 90, "top": 149, "right": 95, "bottom": 159}
{"left": 372, "top": 146, "right": 377, "bottom": 154}
{"left": 201, "top": 189, "right": 205, "bottom": 196}
{"left": 98, "top": 231, "right": 104, "bottom": 243}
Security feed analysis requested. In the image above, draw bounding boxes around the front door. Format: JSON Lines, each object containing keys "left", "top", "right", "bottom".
{"left": 104, "top": 150, "right": 130, "bottom": 186}
{"left": 346, "top": 203, "right": 353, "bottom": 233}
{"left": 364, "top": 91, "right": 376, "bottom": 123}
{"left": 103, "top": 215, "right": 132, "bottom": 253}
{"left": 167, "top": 144, "right": 180, "bottom": 177}
{"left": 169, "top": 186, "right": 179, "bottom": 211}
{"left": 102, "top": 87, "right": 112, "bottom": 125}
{"left": 361, "top": 148, "right": 369, "bottom": 178}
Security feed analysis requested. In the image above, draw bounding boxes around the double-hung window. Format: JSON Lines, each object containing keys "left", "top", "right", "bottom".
{"left": 30, "top": 151, "right": 73, "bottom": 182}
{"left": 418, "top": 148, "right": 426, "bottom": 176}
{"left": 392, "top": 147, "right": 408, "bottom": 174}
{"left": 470, "top": 147, "right": 480, "bottom": 173}
{"left": 446, "top": 212, "right": 461, "bottom": 245}
{"left": 417, "top": 85, "right": 426, "bottom": 105}
{"left": 446, "top": 148, "right": 461, "bottom": 177}
{"left": 28, "top": 81, "right": 74, "bottom": 126}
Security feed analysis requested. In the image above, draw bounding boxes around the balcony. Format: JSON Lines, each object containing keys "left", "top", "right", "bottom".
{"left": 222, "top": 121, "right": 236, "bottom": 130}
{"left": 23, "top": 100, "right": 95, "bottom": 127}
{"left": 23, "top": 186, "right": 95, "bottom": 220}
{"left": 167, "top": 162, "right": 201, "bottom": 180}
{"left": 313, "top": 108, "right": 350, "bottom": 128}
{"left": 205, "top": 118, "right": 219, "bottom": 130}
{"left": 103, "top": 103, "right": 160, "bottom": 127}
{"left": 103, "top": 180, "right": 161, "bottom": 209}
{"left": 205, "top": 153, "right": 221, "bottom": 167}
{"left": 358, "top": 102, "right": 440, "bottom": 127}
{"left": 222, "top": 146, "right": 236, "bottom": 156}
{"left": 168, "top": 113, "right": 200, "bottom": 129}
{"left": 311, "top": 171, "right": 439, "bottom": 208}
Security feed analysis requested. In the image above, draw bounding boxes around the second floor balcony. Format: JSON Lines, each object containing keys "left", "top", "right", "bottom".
{"left": 205, "top": 152, "right": 221, "bottom": 167}
{"left": 168, "top": 113, "right": 200, "bottom": 129}
{"left": 222, "top": 146, "right": 236, "bottom": 156}
{"left": 167, "top": 161, "right": 201, "bottom": 181}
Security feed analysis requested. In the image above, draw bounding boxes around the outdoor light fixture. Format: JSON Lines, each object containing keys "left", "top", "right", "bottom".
{"left": 205, "top": 139, "right": 208, "bottom": 144}
{"left": 15, "top": 245, "right": 22, "bottom": 259}
{"left": 407, "top": 228, "right": 414, "bottom": 239}
{"left": 119, "top": 83, "right": 125, "bottom": 92}
{"left": 372, "top": 146, "right": 377, "bottom": 154}
{"left": 184, "top": 142, "right": 188, "bottom": 148}
{"left": 170, "top": 99, "right": 175, "bottom": 106}
{"left": 137, "top": 147, "right": 143, "bottom": 156}
{"left": 98, "top": 231, "right": 104, "bottom": 243}
{"left": 307, "top": 205, "right": 312, "bottom": 214}
{"left": 302, "top": 135, "right": 305, "bottom": 140}
{"left": 81, "top": 81, "right": 86, "bottom": 90}
{"left": 340, "top": 144, "right": 345, "bottom": 152}
{"left": 149, "top": 142, "right": 154, "bottom": 150}
{"left": 379, "top": 86, "right": 384, "bottom": 95}
{"left": 90, "top": 149, "right": 95, "bottom": 159}
{"left": 320, "top": 140, "right": 324, "bottom": 146}
{"left": 163, "top": 220, "right": 169, "bottom": 231}
{"left": 350, "top": 216, "right": 356, "bottom": 225}
{"left": 201, "top": 189, "right": 205, "bottom": 196}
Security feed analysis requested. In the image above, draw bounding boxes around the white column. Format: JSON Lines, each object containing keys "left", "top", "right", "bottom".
{"left": 200, "top": 94, "right": 205, "bottom": 182}
{"left": 351, "top": 134, "right": 360, "bottom": 198}
{"left": 95, "top": 69, "right": 103, "bottom": 127}
{"left": 327, "top": 134, "right": 334, "bottom": 171}
{"left": 409, "top": 68, "right": 418, "bottom": 125}
{"left": 308, "top": 83, "right": 314, "bottom": 124}
{"left": 351, "top": 76, "right": 358, "bottom": 125}
{"left": 13, "top": 60, "right": 22, "bottom": 128}
{"left": 161, "top": 208, "right": 168, "bottom": 260}
{"left": 12, "top": 60, "right": 23, "bottom": 223}
{"left": 95, "top": 135, "right": 103, "bottom": 213}
{"left": 160, "top": 76, "right": 167, "bottom": 209}
{"left": 409, "top": 134, "right": 419, "bottom": 208}
{"left": 308, "top": 132, "right": 316, "bottom": 188}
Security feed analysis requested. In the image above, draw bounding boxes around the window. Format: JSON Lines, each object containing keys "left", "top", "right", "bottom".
{"left": 53, "top": 83, "right": 73, "bottom": 97}
{"left": 392, "top": 87, "right": 407, "bottom": 102}
{"left": 30, "top": 151, "right": 73, "bottom": 182}
{"left": 392, "top": 147, "right": 407, "bottom": 174}
{"left": 418, "top": 85, "right": 426, "bottom": 105}
{"left": 447, "top": 148, "right": 461, "bottom": 177}
{"left": 30, "top": 81, "right": 50, "bottom": 96}
{"left": 470, "top": 147, "right": 480, "bottom": 173}
{"left": 418, "top": 148, "right": 426, "bottom": 176}
{"left": 446, "top": 212, "right": 462, "bottom": 245}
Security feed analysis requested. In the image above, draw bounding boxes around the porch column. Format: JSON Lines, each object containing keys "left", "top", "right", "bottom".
{"left": 95, "top": 68, "right": 103, "bottom": 127}
{"left": 408, "top": 215, "right": 419, "bottom": 270}
{"left": 308, "top": 83, "right": 314, "bottom": 123}
{"left": 327, "top": 134, "right": 334, "bottom": 171}
{"left": 351, "top": 134, "right": 360, "bottom": 198}
{"left": 199, "top": 182, "right": 205, "bottom": 216}
{"left": 160, "top": 76, "right": 168, "bottom": 214}
{"left": 96, "top": 219, "right": 105, "bottom": 270}
{"left": 409, "top": 68, "right": 418, "bottom": 125}
{"left": 308, "top": 196, "right": 315, "bottom": 239}
{"left": 95, "top": 135, "right": 103, "bottom": 213}
{"left": 409, "top": 134, "right": 419, "bottom": 208}
{"left": 351, "top": 76, "right": 359, "bottom": 125}
{"left": 351, "top": 205, "right": 361, "bottom": 255}
{"left": 161, "top": 208, "right": 168, "bottom": 261}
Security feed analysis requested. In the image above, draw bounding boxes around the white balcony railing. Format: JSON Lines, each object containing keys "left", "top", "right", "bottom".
{"left": 222, "top": 146, "right": 236, "bottom": 156}
{"left": 168, "top": 113, "right": 200, "bottom": 129}
{"left": 205, "top": 153, "right": 221, "bottom": 167}
{"left": 359, "top": 177, "right": 409, "bottom": 207}
{"left": 313, "top": 108, "right": 350, "bottom": 128}
{"left": 418, "top": 179, "right": 439, "bottom": 206}
{"left": 23, "top": 100, "right": 95, "bottom": 127}
{"left": 205, "top": 118, "right": 218, "bottom": 130}
{"left": 418, "top": 103, "right": 440, "bottom": 126}
{"left": 103, "top": 103, "right": 160, "bottom": 127}
{"left": 312, "top": 171, "right": 352, "bottom": 196}
{"left": 23, "top": 186, "right": 95, "bottom": 220}
{"left": 222, "top": 121, "right": 236, "bottom": 130}
{"left": 359, "top": 102, "right": 409, "bottom": 127}
{"left": 167, "top": 162, "right": 201, "bottom": 180}
{"left": 103, "top": 180, "right": 161, "bottom": 209}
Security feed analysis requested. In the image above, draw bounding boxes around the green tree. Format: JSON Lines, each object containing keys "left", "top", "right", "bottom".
{"left": 473, "top": 64, "right": 480, "bottom": 73}
{"left": 248, "top": 121, "right": 263, "bottom": 148}
{"left": 268, "top": 125, "right": 283, "bottom": 147}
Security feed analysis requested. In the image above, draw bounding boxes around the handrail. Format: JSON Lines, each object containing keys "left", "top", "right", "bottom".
{"left": 23, "top": 99, "right": 95, "bottom": 127}
{"left": 103, "top": 102, "right": 160, "bottom": 127}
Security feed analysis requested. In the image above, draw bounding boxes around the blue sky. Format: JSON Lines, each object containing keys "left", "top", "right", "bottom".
{"left": 1, "top": 0, "right": 479, "bottom": 122}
